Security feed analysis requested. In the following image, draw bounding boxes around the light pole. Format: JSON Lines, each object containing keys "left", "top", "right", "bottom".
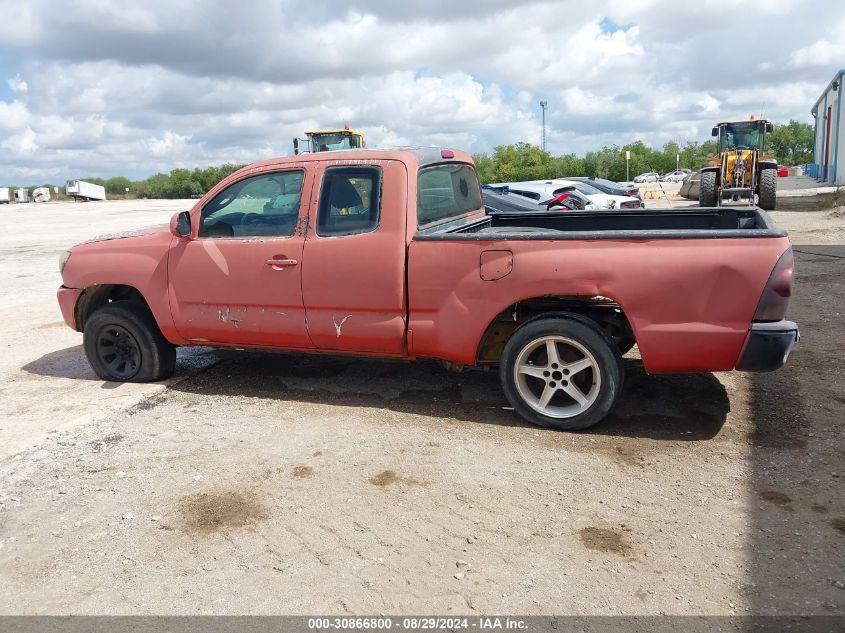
{"left": 539, "top": 100, "right": 548, "bottom": 152}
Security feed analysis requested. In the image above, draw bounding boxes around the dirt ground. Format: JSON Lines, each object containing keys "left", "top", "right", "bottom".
{"left": 0, "top": 200, "right": 842, "bottom": 615}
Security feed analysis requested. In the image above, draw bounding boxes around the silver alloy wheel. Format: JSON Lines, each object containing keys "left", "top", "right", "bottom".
{"left": 513, "top": 335, "right": 601, "bottom": 418}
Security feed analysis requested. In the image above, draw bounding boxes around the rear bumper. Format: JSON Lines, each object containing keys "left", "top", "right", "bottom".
{"left": 736, "top": 320, "right": 799, "bottom": 372}
{"left": 57, "top": 285, "right": 83, "bottom": 331}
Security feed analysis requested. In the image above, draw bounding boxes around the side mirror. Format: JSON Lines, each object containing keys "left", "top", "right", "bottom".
{"left": 765, "top": 122, "right": 774, "bottom": 133}
{"left": 170, "top": 211, "right": 191, "bottom": 238}
{"left": 711, "top": 127, "right": 719, "bottom": 137}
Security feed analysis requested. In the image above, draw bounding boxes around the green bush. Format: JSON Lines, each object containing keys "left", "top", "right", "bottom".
{"left": 60, "top": 164, "right": 246, "bottom": 199}
{"left": 474, "top": 139, "right": 718, "bottom": 184}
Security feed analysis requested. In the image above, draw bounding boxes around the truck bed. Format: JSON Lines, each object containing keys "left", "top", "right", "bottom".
{"left": 408, "top": 205, "right": 792, "bottom": 374}
{"left": 415, "top": 207, "right": 785, "bottom": 241}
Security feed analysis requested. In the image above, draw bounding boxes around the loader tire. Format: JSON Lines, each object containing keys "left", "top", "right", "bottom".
{"left": 699, "top": 171, "right": 718, "bottom": 207}
{"left": 758, "top": 168, "right": 777, "bottom": 211}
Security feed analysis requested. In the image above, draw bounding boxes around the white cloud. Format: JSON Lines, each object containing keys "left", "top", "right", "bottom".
{"left": 0, "top": 100, "right": 29, "bottom": 132}
{"left": 8, "top": 74, "right": 28, "bottom": 93}
{"left": 0, "top": 0, "right": 841, "bottom": 183}
{"left": 2, "top": 126, "right": 39, "bottom": 155}
{"left": 143, "top": 131, "right": 192, "bottom": 157}
{"left": 790, "top": 39, "right": 845, "bottom": 69}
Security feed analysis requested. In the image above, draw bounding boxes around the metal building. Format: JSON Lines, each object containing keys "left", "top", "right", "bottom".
{"left": 811, "top": 69, "right": 844, "bottom": 185}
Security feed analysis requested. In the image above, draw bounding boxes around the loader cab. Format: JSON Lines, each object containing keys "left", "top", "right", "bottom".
{"left": 713, "top": 120, "right": 773, "bottom": 153}
{"left": 293, "top": 124, "right": 366, "bottom": 155}
{"left": 306, "top": 130, "right": 365, "bottom": 151}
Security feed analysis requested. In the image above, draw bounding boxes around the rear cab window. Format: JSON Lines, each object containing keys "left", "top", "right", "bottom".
{"left": 417, "top": 163, "right": 483, "bottom": 228}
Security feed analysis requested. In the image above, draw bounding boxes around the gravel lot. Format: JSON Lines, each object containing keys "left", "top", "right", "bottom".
{"left": 0, "top": 199, "right": 843, "bottom": 615}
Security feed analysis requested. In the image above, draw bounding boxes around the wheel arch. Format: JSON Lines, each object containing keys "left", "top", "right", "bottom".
{"left": 74, "top": 284, "right": 152, "bottom": 332}
{"left": 475, "top": 295, "right": 636, "bottom": 365}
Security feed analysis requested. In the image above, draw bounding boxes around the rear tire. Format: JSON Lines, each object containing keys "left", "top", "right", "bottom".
{"left": 499, "top": 314, "right": 624, "bottom": 431}
{"left": 83, "top": 301, "right": 176, "bottom": 382}
{"left": 699, "top": 171, "right": 718, "bottom": 207}
{"left": 758, "top": 168, "right": 777, "bottom": 210}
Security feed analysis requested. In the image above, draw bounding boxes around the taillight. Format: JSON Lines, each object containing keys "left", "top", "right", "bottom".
{"left": 441, "top": 149, "right": 455, "bottom": 159}
{"left": 753, "top": 249, "right": 794, "bottom": 321}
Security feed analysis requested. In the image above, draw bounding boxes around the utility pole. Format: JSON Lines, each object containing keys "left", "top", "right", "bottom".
{"left": 539, "top": 101, "right": 548, "bottom": 152}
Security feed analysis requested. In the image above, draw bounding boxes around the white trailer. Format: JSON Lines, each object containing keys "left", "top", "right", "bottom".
{"left": 0, "top": 188, "right": 9, "bottom": 204}
{"left": 15, "top": 188, "right": 30, "bottom": 203}
{"left": 66, "top": 180, "right": 106, "bottom": 201}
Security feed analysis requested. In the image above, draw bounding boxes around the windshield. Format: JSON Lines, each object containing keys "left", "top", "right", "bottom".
{"left": 309, "top": 132, "right": 363, "bottom": 151}
{"left": 720, "top": 122, "right": 763, "bottom": 151}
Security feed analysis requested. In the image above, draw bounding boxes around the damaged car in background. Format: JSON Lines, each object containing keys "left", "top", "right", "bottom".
{"left": 489, "top": 179, "right": 643, "bottom": 209}
{"left": 482, "top": 184, "right": 597, "bottom": 212}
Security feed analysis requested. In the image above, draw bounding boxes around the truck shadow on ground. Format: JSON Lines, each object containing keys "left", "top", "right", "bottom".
{"left": 21, "top": 344, "right": 99, "bottom": 381}
{"left": 21, "top": 345, "right": 216, "bottom": 383}
{"left": 165, "top": 349, "right": 729, "bottom": 440}
{"left": 23, "top": 343, "right": 729, "bottom": 439}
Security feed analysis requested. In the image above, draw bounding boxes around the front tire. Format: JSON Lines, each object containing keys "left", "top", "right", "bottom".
{"left": 83, "top": 301, "right": 176, "bottom": 382}
{"left": 758, "top": 168, "right": 777, "bottom": 210}
{"left": 500, "top": 314, "right": 624, "bottom": 431}
{"left": 699, "top": 171, "right": 718, "bottom": 207}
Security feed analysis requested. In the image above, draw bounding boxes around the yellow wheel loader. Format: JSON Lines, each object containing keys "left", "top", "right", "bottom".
{"left": 700, "top": 118, "right": 778, "bottom": 210}
{"left": 293, "top": 123, "right": 365, "bottom": 155}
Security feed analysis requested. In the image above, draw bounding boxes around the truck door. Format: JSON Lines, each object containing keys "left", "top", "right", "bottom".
{"left": 168, "top": 168, "right": 314, "bottom": 349}
{"left": 301, "top": 161, "right": 408, "bottom": 354}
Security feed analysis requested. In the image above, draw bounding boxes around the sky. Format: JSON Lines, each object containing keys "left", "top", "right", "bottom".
{"left": 0, "top": 0, "right": 843, "bottom": 183}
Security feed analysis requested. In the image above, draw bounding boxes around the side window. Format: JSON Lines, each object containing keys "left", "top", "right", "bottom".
{"left": 417, "top": 163, "right": 482, "bottom": 227}
{"left": 317, "top": 167, "right": 381, "bottom": 237}
{"left": 199, "top": 170, "right": 303, "bottom": 238}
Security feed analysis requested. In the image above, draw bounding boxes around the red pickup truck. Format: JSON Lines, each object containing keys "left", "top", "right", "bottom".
{"left": 57, "top": 149, "right": 798, "bottom": 430}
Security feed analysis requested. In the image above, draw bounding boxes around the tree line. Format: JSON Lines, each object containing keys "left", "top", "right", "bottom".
{"left": 4, "top": 120, "right": 813, "bottom": 196}
{"left": 473, "top": 139, "right": 717, "bottom": 184}
{"left": 472, "top": 119, "right": 814, "bottom": 184}
{"left": 1, "top": 164, "right": 245, "bottom": 200}
{"left": 81, "top": 164, "right": 246, "bottom": 199}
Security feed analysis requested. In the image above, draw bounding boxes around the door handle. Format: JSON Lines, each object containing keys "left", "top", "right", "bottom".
{"left": 265, "top": 258, "right": 298, "bottom": 268}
